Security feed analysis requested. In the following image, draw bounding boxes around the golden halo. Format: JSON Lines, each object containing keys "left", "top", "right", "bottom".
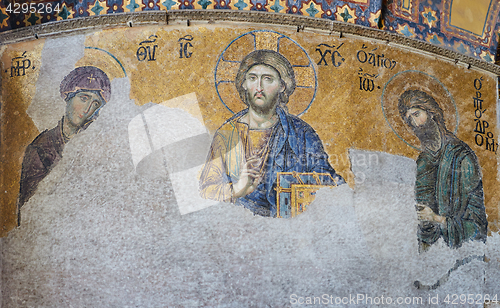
{"left": 381, "top": 70, "right": 459, "bottom": 150}
{"left": 215, "top": 30, "right": 317, "bottom": 116}
{"left": 75, "top": 46, "right": 127, "bottom": 80}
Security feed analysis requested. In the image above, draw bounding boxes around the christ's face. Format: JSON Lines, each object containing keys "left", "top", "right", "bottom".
{"left": 242, "top": 64, "right": 285, "bottom": 114}
{"left": 66, "top": 91, "right": 104, "bottom": 128}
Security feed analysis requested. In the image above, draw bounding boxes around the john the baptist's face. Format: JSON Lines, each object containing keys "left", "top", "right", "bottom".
{"left": 242, "top": 64, "right": 285, "bottom": 114}
{"left": 405, "top": 107, "right": 428, "bottom": 129}
{"left": 405, "top": 107, "right": 440, "bottom": 145}
{"left": 65, "top": 91, "right": 104, "bottom": 128}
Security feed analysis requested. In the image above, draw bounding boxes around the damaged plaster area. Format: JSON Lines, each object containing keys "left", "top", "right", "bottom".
{"left": 3, "top": 114, "right": 499, "bottom": 306}
{"left": 349, "top": 148, "right": 499, "bottom": 306}
{"left": 2, "top": 76, "right": 370, "bottom": 307}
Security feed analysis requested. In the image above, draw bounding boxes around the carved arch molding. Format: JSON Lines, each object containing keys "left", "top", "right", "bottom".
{"left": 1, "top": 11, "right": 500, "bottom": 74}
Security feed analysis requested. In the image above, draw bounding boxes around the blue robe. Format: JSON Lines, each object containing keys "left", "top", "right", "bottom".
{"left": 416, "top": 133, "right": 487, "bottom": 248}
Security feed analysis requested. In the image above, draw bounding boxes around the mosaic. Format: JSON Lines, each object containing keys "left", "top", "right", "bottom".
{"left": 1, "top": 25, "right": 498, "bottom": 250}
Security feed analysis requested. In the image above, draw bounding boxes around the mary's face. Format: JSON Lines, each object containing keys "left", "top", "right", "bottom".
{"left": 65, "top": 91, "right": 104, "bottom": 128}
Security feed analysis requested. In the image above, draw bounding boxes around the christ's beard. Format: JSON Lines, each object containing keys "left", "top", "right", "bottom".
{"left": 413, "top": 117, "right": 441, "bottom": 150}
{"left": 245, "top": 91, "right": 280, "bottom": 115}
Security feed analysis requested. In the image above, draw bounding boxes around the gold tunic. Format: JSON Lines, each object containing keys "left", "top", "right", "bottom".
{"left": 199, "top": 116, "right": 274, "bottom": 203}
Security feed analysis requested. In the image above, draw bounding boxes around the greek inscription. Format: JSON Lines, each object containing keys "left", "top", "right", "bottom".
{"left": 472, "top": 77, "right": 497, "bottom": 152}
{"left": 315, "top": 43, "right": 345, "bottom": 67}
{"left": 356, "top": 44, "right": 397, "bottom": 70}
{"left": 179, "top": 35, "right": 194, "bottom": 59}
{"left": 136, "top": 35, "right": 158, "bottom": 62}
{"left": 357, "top": 68, "right": 380, "bottom": 92}
{"left": 9, "top": 51, "right": 33, "bottom": 78}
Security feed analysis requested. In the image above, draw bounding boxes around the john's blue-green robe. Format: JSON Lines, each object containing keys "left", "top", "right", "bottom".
{"left": 416, "top": 133, "right": 488, "bottom": 248}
